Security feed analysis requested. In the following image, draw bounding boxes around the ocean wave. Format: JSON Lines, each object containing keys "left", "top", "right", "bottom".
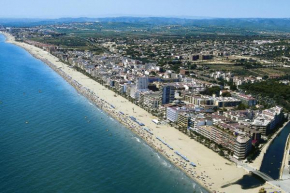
{"left": 135, "top": 137, "right": 141, "bottom": 143}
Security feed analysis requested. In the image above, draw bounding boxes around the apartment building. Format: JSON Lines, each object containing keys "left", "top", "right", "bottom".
{"left": 251, "top": 106, "right": 284, "bottom": 135}
{"left": 233, "top": 135, "right": 252, "bottom": 160}
{"left": 142, "top": 92, "right": 161, "bottom": 109}
{"left": 166, "top": 106, "right": 195, "bottom": 123}
{"left": 231, "top": 92, "right": 257, "bottom": 107}
{"left": 196, "top": 125, "right": 252, "bottom": 160}
{"left": 161, "top": 85, "right": 176, "bottom": 104}
{"left": 136, "top": 76, "right": 149, "bottom": 89}
{"left": 177, "top": 112, "right": 196, "bottom": 129}
{"left": 213, "top": 97, "right": 241, "bottom": 108}
{"left": 184, "top": 94, "right": 214, "bottom": 106}
{"left": 211, "top": 126, "right": 236, "bottom": 152}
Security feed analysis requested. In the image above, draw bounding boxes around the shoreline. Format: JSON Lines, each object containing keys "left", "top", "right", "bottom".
{"left": 1, "top": 32, "right": 283, "bottom": 193}
{"left": 0, "top": 32, "right": 211, "bottom": 192}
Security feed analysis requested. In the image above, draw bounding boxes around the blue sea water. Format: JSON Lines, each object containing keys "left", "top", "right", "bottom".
{"left": 0, "top": 34, "right": 207, "bottom": 193}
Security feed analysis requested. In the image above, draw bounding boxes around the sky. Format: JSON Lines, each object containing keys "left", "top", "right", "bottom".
{"left": 1, "top": 0, "right": 290, "bottom": 19}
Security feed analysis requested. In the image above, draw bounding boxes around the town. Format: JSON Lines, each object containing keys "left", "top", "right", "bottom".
{"left": 2, "top": 0, "right": 290, "bottom": 192}
{"left": 2, "top": 22, "right": 289, "bottom": 166}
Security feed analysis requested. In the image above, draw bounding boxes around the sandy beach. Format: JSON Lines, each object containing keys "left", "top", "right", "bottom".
{"left": 1, "top": 32, "right": 284, "bottom": 193}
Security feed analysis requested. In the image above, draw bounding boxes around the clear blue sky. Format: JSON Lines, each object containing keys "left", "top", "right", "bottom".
{"left": 1, "top": 0, "right": 289, "bottom": 18}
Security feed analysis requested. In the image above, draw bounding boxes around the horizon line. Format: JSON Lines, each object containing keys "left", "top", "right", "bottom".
{"left": 1, "top": 15, "right": 290, "bottom": 20}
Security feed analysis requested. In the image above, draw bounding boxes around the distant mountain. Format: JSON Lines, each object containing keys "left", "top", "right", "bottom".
{"left": 95, "top": 17, "right": 195, "bottom": 25}
{"left": 1, "top": 17, "right": 290, "bottom": 32}
{"left": 95, "top": 17, "right": 290, "bottom": 32}
{"left": 0, "top": 18, "right": 96, "bottom": 27}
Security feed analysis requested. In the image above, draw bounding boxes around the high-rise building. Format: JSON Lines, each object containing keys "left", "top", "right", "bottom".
{"left": 161, "top": 85, "right": 175, "bottom": 104}
{"left": 136, "top": 77, "right": 149, "bottom": 90}
{"left": 233, "top": 135, "right": 252, "bottom": 160}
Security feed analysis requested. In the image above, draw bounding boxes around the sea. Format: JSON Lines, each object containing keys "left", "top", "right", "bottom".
{"left": 0, "top": 34, "right": 208, "bottom": 193}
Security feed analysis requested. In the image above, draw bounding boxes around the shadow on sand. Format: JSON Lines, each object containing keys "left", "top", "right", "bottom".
{"left": 221, "top": 174, "right": 265, "bottom": 189}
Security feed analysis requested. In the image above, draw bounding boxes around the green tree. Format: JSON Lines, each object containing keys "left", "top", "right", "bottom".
{"left": 200, "top": 86, "right": 221, "bottom": 96}
{"left": 236, "top": 103, "right": 247, "bottom": 110}
{"left": 222, "top": 92, "right": 232, "bottom": 97}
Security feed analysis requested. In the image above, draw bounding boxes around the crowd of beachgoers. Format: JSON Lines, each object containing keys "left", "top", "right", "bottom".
{"left": 39, "top": 58, "right": 221, "bottom": 192}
